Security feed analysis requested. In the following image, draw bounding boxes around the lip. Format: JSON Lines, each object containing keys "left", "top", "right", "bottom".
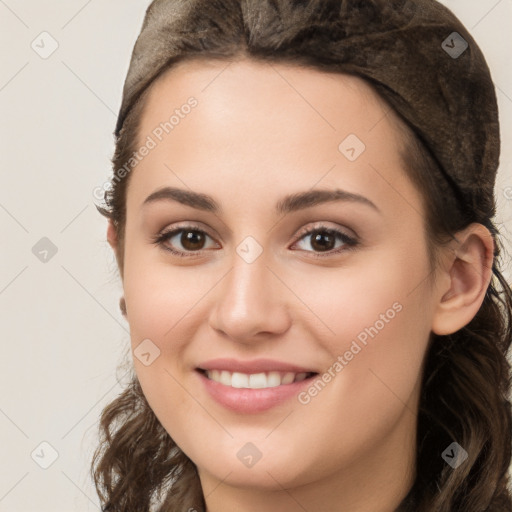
{"left": 196, "top": 371, "right": 317, "bottom": 413}
{"left": 197, "top": 358, "right": 316, "bottom": 374}
{"left": 195, "top": 358, "right": 318, "bottom": 414}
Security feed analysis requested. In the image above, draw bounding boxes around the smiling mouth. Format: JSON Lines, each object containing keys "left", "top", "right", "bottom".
{"left": 197, "top": 369, "right": 318, "bottom": 389}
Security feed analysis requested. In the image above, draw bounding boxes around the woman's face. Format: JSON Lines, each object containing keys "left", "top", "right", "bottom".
{"left": 118, "top": 58, "right": 440, "bottom": 498}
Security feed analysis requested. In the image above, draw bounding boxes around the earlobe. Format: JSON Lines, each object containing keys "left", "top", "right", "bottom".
{"left": 431, "top": 223, "right": 494, "bottom": 336}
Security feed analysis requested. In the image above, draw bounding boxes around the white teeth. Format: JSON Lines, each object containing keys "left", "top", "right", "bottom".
{"left": 249, "top": 373, "right": 267, "bottom": 389}
{"left": 281, "top": 372, "right": 295, "bottom": 385}
{"left": 204, "top": 369, "right": 312, "bottom": 389}
{"left": 294, "top": 372, "right": 307, "bottom": 382}
{"left": 231, "top": 372, "right": 249, "bottom": 388}
{"left": 219, "top": 370, "right": 231, "bottom": 386}
{"left": 266, "top": 372, "right": 282, "bottom": 387}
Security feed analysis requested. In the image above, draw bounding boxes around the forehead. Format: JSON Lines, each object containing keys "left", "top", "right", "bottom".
{"left": 141, "top": 57, "right": 402, "bottom": 133}
{"left": 126, "top": 57, "right": 421, "bottom": 223}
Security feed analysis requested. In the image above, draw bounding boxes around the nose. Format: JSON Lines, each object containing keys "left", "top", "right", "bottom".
{"left": 208, "top": 255, "right": 291, "bottom": 344}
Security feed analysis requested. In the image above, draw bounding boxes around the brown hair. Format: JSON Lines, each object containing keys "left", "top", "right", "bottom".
{"left": 92, "top": 1, "right": 512, "bottom": 511}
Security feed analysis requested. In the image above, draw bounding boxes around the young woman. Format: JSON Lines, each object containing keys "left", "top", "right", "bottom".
{"left": 92, "top": 1, "right": 512, "bottom": 510}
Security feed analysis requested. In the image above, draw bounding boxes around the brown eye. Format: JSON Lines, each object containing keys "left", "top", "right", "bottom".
{"left": 153, "top": 224, "right": 218, "bottom": 257}
{"left": 179, "top": 230, "right": 207, "bottom": 251}
{"left": 292, "top": 225, "right": 359, "bottom": 258}
{"left": 309, "top": 230, "right": 337, "bottom": 252}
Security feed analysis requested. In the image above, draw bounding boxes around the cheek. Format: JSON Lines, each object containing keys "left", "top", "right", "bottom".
{"left": 287, "top": 280, "right": 430, "bottom": 480}
{"left": 290, "top": 244, "right": 432, "bottom": 418}
{"left": 122, "top": 242, "right": 199, "bottom": 344}
{"left": 288, "top": 241, "right": 432, "bottom": 356}
{"left": 122, "top": 257, "right": 202, "bottom": 441}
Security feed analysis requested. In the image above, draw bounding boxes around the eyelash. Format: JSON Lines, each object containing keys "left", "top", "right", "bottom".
{"left": 151, "top": 222, "right": 359, "bottom": 259}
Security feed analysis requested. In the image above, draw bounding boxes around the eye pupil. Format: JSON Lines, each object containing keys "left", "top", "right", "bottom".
{"left": 181, "top": 230, "right": 205, "bottom": 250}
{"left": 311, "top": 231, "right": 335, "bottom": 252}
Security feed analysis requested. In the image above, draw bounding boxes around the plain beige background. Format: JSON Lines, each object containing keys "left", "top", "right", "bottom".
{"left": 0, "top": 1, "right": 511, "bottom": 510}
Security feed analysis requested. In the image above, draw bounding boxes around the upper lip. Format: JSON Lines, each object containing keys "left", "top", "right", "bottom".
{"left": 197, "top": 358, "right": 317, "bottom": 374}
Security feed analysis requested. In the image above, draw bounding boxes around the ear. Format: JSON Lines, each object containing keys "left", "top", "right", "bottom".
{"left": 107, "top": 219, "right": 123, "bottom": 274}
{"left": 431, "top": 223, "right": 494, "bottom": 335}
{"left": 107, "top": 219, "right": 118, "bottom": 251}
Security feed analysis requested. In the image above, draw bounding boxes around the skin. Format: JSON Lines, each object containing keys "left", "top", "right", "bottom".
{"left": 107, "top": 58, "right": 494, "bottom": 512}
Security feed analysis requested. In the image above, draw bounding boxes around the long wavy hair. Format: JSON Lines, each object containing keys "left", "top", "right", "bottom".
{"left": 92, "top": 1, "right": 512, "bottom": 510}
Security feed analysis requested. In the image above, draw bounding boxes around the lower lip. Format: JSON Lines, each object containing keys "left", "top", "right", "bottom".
{"left": 196, "top": 370, "right": 317, "bottom": 414}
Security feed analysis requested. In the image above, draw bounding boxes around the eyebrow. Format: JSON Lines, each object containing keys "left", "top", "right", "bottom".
{"left": 142, "top": 186, "right": 380, "bottom": 215}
